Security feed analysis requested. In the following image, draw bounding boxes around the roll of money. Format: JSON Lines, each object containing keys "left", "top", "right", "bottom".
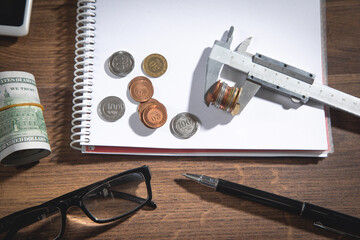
{"left": 0, "top": 71, "right": 51, "bottom": 166}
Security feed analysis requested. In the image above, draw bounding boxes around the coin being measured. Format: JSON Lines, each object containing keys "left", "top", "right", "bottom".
{"left": 205, "top": 80, "right": 221, "bottom": 106}
{"left": 142, "top": 53, "right": 167, "bottom": 78}
{"left": 170, "top": 112, "right": 199, "bottom": 139}
{"left": 97, "top": 96, "right": 125, "bottom": 122}
{"left": 129, "top": 76, "right": 154, "bottom": 102}
{"left": 108, "top": 51, "right": 135, "bottom": 77}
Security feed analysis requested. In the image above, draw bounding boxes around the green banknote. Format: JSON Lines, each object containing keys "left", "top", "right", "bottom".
{"left": 0, "top": 71, "right": 51, "bottom": 166}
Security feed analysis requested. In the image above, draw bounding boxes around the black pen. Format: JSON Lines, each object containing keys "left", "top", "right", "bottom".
{"left": 183, "top": 173, "right": 360, "bottom": 239}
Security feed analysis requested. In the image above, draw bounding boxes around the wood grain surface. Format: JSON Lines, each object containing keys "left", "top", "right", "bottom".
{"left": 0, "top": 0, "right": 360, "bottom": 239}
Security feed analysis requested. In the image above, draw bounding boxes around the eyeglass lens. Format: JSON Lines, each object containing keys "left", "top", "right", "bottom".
{"left": 82, "top": 172, "right": 148, "bottom": 221}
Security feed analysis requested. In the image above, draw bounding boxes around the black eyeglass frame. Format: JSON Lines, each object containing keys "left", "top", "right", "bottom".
{"left": 0, "top": 165, "right": 156, "bottom": 239}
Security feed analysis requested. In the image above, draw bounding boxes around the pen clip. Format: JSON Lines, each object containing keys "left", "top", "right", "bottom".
{"left": 313, "top": 222, "right": 360, "bottom": 239}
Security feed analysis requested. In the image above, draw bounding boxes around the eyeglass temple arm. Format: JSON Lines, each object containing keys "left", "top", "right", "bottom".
{"left": 0, "top": 206, "right": 58, "bottom": 237}
{"left": 0, "top": 184, "right": 100, "bottom": 233}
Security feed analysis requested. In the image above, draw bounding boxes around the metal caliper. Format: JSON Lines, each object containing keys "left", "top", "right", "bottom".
{"left": 204, "top": 26, "right": 360, "bottom": 117}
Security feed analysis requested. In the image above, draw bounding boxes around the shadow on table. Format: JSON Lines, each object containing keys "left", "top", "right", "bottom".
{"left": 0, "top": 161, "right": 39, "bottom": 182}
{"left": 330, "top": 108, "right": 360, "bottom": 135}
{"left": 52, "top": 154, "right": 325, "bottom": 166}
{"left": 0, "top": 36, "right": 18, "bottom": 47}
{"left": 60, "top": 207, "right": 132, "bottom": 240}
{"left": 175, "top": 178, "right": 345, "bottom": 240}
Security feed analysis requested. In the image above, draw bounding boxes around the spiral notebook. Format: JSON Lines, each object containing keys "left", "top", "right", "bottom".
{"left": 70, "top": 0, "right": 333, "bottom": 157}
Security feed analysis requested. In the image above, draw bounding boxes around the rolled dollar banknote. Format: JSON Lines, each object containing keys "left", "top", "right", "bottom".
{"left": 0, "top": 71, "right": 51, "bottom": 166}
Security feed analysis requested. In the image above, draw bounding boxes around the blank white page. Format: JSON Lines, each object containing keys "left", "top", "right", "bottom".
{"left": 84, "top": 0, "right": 330, "bottom": 153}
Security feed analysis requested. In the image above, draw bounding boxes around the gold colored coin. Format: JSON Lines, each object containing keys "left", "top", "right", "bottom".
{"left": 129, "top": 76, "right": 154, "bottom": 102}
{"left": 142, "top": 53, "right": 168, "bottom": 78}
{"left": 229, "top": 87, "right": 241, "bottom": 111}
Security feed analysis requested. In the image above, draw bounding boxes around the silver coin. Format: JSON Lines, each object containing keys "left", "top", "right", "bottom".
{"left": 170, "top": 112, "right": 199, "bottom": 139}
{"left": 97, "top": 96, "right": 125, "bottom": 122}
{"left": 108, "top": 51, "right": 135, "bottom": 77}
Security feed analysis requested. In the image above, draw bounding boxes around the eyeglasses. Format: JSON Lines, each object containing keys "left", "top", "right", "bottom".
{"left": 0, "top": 165, "right": 156, "bottom": 240}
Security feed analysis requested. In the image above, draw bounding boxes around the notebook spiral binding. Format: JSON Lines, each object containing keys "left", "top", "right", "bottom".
{"left": 70, "top": 0, "right": 96, "bottom": 150}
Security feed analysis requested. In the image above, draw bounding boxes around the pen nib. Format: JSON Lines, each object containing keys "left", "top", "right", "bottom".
{"left": 182, "top": 173, "right": 218, "bottom": 189}
{"left": 182, "top": 173, "right": 202, "bottom": 182}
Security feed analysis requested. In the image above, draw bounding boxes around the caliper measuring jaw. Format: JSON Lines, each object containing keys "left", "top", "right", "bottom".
{"left": 204, "top": 26, "right": 360, "bottom": 117}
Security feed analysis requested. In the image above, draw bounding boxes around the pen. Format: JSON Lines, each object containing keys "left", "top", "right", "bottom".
{"left": 183, "top": 173, "right": 360, "bottom": 239}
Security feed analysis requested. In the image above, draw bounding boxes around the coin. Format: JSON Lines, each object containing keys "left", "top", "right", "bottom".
{"left": 205, "top": 80, "right": 241, "bottom": 114}
{"left": 170, "top": 112, "right": 199, "bottom": 139}
{"left": 137, "top": 98, "right": 167, "bottom": 128}
{"left": 220, "top": 85, "right": 231, "bottom": 110}
{"left": 128, "top": 76, "right": 154, "bottom": 102}
{"left": 141, "top": 104, "right": 167, "bottom": 128}
{"left": 205, "top": 80, "right": 221, "bottom": 106}
{"left": 142, "top": 53, "right": 167, "bottom": 78}
{"left": 138, "top": 98, "right": 160, "bottom": 118}
{"left": 108, "top": 51, "right": 135, "bottom": 77}
{"left": 97, "top": 96, "right": 125, "bottom": 122}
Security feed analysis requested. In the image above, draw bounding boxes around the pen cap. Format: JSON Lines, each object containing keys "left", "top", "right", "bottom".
{"left": 302, "top": 203, "right": 360, "bottom": 238}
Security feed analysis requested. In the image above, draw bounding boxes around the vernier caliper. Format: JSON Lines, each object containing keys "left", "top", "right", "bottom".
{"left": 205, "top": 27, "right": 360, "bottom": 117}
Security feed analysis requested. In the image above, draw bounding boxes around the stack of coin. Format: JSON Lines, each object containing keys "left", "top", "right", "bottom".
{"left": 128, "top": 76, "right": 154, "bottom": 102}
{"left": 170, "top": 112, "right": 199, "bottom": 139}
{"left": 138, "top": 99, "right": 167, "bottom": 128}
{"left": 205, "top": 80, "right": 242, "bottom": 115}
{"left": 142, "top": 53, "right": 167, "bottom": 78}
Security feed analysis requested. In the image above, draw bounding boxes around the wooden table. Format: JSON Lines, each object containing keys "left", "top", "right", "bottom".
{"left": 0, "top": 1, "right": 359, "bottom": 239}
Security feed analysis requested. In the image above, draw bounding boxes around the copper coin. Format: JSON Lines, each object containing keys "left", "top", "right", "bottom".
{"left": 142, "top": 53, "right": 167, "bottom": 78}
{"left": 139, "top": 99, "right": 164, "bottom": 125}
{"left": 205, "top": 80, "right": 221, "bottom": 106}
{"left": 128, "top": 76, "right": 150, "bottom": 90}
{"left": 140, "top": 104, "right": 157, "bottom": 127}
{"left": 128, "top": 76, "right": 147, "bottom": 89}
{"left": 141, "top": 104, "right": 167, "bottom": 128}
{"left": 138, "top": 98, "right": 160, "bottom": 117}
{"left": 129, "top": 76, "right": 154, "bottom": 102}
